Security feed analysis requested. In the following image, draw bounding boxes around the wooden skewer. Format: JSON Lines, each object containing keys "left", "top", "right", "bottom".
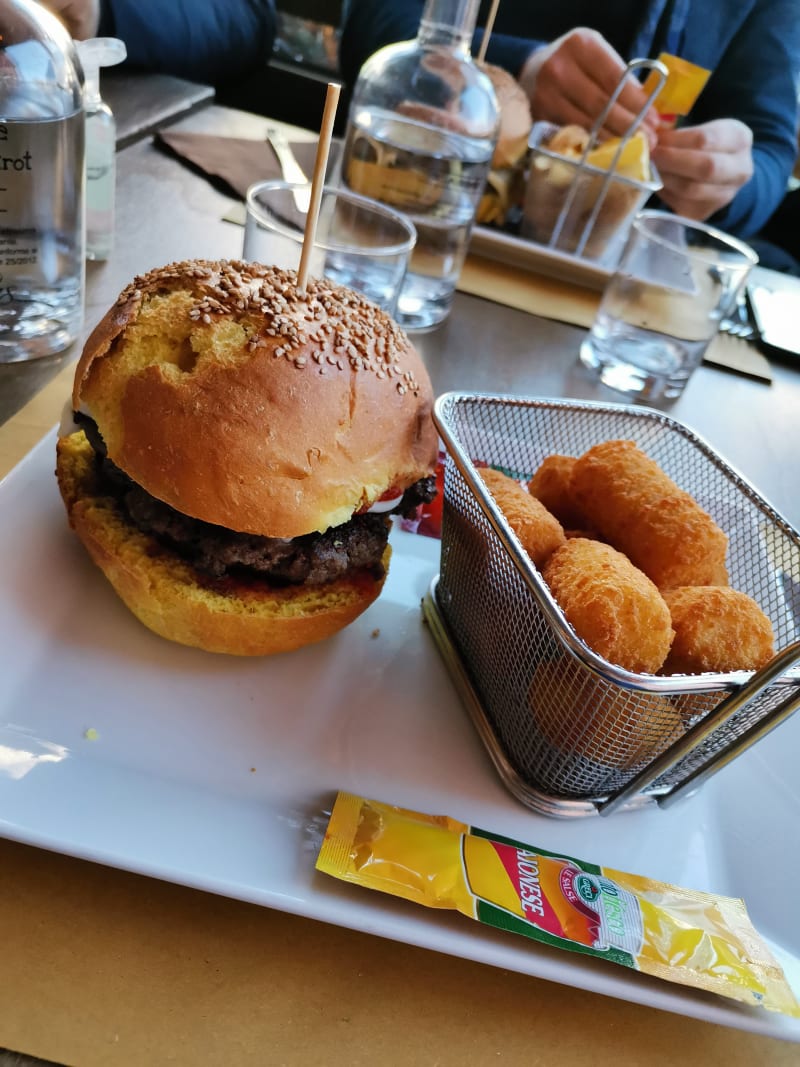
{"left": 297, "top": 81, "right": 342, "bottom": 295}
{"left": 476, "top": 0, "right": 501, "bottom": 65}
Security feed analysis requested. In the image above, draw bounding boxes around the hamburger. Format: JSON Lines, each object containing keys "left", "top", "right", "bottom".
{"left": 56, "top": 259, "right": 439, "bottom": 656}
{"left": 476, "top": 63, "right": 533, "bottom": 226}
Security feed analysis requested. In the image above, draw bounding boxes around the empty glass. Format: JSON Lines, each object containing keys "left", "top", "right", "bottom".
{"left": 580, "top": 210, "right": 758, "bottom": 401}
{"left": 243, "top": 179, "right": 416, "bottom": 316}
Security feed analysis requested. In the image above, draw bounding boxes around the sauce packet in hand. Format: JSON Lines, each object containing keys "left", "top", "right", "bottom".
{"left": 643, "top": 52, "right": 711, "bottom": 128}
{"left": 316, "top": 792, "right": 800, "bottom": 1017}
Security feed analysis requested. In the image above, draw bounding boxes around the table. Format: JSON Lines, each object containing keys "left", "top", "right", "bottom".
{"left": 105, "top": 70, "right": 215, "bottom": 149}
{"left": 1, "top": 102, "right": 799, "bottom": 1067}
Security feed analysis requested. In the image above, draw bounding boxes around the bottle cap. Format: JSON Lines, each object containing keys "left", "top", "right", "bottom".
{"left": 76, "top": 38, "right": 127, "bottom": 104}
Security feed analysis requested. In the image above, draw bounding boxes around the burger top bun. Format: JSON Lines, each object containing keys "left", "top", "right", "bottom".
{"left": 481, "top": 62, "right": 533, "bottom": 170}
{"left": 73, "top": 259, "right": 438, "bottom": 540}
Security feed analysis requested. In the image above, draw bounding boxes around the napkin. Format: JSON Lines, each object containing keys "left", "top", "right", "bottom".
{"left": 155, "top": 130, "right": 334, "bottom": 201}
{"left": 458, "top": 254, "right": 774, "bottom": 384}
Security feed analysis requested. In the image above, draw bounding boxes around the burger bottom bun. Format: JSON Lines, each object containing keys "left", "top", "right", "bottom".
{"left": 56, "top": 431, "right": 389, "bottom": 656}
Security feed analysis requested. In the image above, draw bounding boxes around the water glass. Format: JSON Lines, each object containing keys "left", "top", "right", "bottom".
{"left": 243, "top": 180, "right": 416, "bottom": 316}
{"left": 580, "top": 210, "right": 758, "bottom": 401}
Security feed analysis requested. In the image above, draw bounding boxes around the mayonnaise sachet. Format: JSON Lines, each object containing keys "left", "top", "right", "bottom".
{"left": 643, "top": 52, "right": 711, "bottom": 129}
{"left": 316, "top": 792, "right": 799, "bottom": 1017}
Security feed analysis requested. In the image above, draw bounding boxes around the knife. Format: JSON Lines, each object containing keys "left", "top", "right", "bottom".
{"left": 266, "top": 127, "right": 311, "bottom": 212}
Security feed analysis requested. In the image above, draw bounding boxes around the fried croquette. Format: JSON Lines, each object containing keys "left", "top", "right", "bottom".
{"left": 543, "top": 538, "right": 674, "bottom": 673}
{"left": 529, "top": 659, "right": 685, "bottom": 769}
{"left": 478, "top": 467, "right": 565, "bottom": 568}
{"left": 570, "top": 439, "right": 729, "bottom": 589}
{"left": 527, "top": 454, "right": 588, "bottom": 529}
{"left": 662, "top": 586, "right": 775, "bottom": 674}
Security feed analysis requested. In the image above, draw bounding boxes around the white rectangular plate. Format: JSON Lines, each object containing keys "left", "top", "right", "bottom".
{"left": 2, "top": 431, "right": 799, "bottom": 1042}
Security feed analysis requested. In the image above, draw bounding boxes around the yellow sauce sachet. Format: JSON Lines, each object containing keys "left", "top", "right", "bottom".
{"left": 317, "top": 792, "right": 800, "bottom": 1017}
{"left": 643, "top": 52, "right": 711, "bottom": 128}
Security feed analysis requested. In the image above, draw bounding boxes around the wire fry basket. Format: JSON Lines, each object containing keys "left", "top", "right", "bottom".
{"left": 521, "top": 58, "right": 666, "bottom": 266}
{"left": 423, "top": 393, "right": 800, "bottom": 817}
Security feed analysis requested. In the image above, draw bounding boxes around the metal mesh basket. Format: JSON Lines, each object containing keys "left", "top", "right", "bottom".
{"left": 426, "top": 393, "right": 800, "bottom": 817}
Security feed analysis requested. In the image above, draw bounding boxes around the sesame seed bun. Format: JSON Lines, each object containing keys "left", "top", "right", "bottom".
{"left": 480, "top": 62, "right": 532, "bottom": 171}
{"left": 60, "top": 259, "right": 438, "bottom": 655}
{"left": 73, "top": 259, "right": 438, "bottom": 539}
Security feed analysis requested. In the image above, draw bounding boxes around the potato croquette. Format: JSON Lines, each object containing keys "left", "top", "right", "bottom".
{"left": 543, "top": 538, "right": 674, "bottom": 673}
{"left": 529, "top": 659, "right": 684, "bottom": 768}
{"left": 527, "top": 454, "right": 587, "bottom": 529}
{"left": 570, "top": 439, "right": 729, "bottom": 589}
{"left": 478, "top": 467, "right": 565, "bottom": 568}
{"left": 662, "top": 586, "right": 775, "bottom": 674}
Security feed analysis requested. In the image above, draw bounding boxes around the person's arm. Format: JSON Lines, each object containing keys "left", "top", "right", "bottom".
{"left": 654, "top": 0, "right": 800, "bottom": 237}
{"left": 101, "top": 0, "right": 276, "bottom": 85}
{"left": 517, "top": 28, "right": 659, "bottom": 141}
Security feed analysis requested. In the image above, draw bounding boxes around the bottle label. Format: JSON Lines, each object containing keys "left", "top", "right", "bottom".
{"left": 0, "top": 112, "right": 84, "bottom": 284}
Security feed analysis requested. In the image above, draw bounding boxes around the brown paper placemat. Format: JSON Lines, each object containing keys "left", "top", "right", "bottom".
{"left": 155, "top": 130, "right": 333, "bottom": 200}
{"left": 458, "top": 254, "right": 774, "bottom": 384}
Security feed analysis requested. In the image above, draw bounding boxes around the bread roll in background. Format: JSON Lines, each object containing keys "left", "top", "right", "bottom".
{"left": 662, "top": 586, "right": 775, "bottom": 674}
{"left": 570, "top": 439, "right": 729, "bottom": 589}
{"left": 543, "top": 538, "right": 674, "bottom": 674}
{"left": 480, "top": 62, "right": 533, "bottom": 170}
{"left": 477, "top": 467, "right": 565, "bottom": 568}
{"left": 474, "top": 64, "right": 532, "bottom": 225}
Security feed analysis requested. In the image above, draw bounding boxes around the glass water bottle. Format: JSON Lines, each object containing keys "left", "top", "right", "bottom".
{"left": 339, "top": 0, "right": 498, "bottom": 330}
{"left": 0, "top": 0, "right": 85, "bottom": 362}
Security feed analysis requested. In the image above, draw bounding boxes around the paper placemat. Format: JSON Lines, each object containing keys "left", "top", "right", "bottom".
{"left": 155, "top": 131, "right": 335, "bottom": 201}
{"left": 458, "top": 254, "right": 774, "bottom": 384}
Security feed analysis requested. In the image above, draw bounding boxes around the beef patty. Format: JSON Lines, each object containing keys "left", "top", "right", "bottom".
{"left": 74, "top": 413, "right": 436, "bottom": 586}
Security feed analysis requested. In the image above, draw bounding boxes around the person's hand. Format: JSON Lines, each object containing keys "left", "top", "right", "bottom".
{"left": 651, "top": 119, "right": 754, "bottom": 221}
{"left": 518, "top": 28, "right": 659, "bottom": 142}
{"left": 41, "top": 0, "right": 101, "bottom": 40}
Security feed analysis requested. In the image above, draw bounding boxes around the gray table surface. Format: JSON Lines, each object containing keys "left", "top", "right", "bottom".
{"left": 1, "top": 102, "right": 799, "bottom": 1067}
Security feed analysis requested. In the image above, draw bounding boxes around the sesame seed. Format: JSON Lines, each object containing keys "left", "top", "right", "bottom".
{"left": 111, "top": 259, "right": 424, "bottom": 386}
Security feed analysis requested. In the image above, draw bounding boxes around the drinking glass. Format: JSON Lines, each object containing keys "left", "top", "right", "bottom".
{"left": 580, "top": 210, "right": 758, "bottom": 401}
{"left": 243, "top": 180, "right": 416, "bottom": 316}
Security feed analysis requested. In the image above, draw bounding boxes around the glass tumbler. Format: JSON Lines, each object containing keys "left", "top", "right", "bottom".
{"left": 243, "top": 179, "right": 416, "bottom": 316}
{"left": 580, "top": 210, "right": 758, "bottom": 402}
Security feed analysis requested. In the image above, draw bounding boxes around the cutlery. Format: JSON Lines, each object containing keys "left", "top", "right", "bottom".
{"left": 266, "top": 126, "right": 311, "bottom": 212}
{"left": 720, "top": 291, "right": 757, "bottom": 341}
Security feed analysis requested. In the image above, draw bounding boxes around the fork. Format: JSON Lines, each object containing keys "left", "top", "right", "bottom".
{"left": 266, "top": 127, "right": 311, "bottom": 212}
{"left": 720, "top": 292, "right": 757, "bottom": 341}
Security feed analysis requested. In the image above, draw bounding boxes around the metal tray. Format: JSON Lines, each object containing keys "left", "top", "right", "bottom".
{"left": 469, "top": 225, "right": 612, "bottom": 291}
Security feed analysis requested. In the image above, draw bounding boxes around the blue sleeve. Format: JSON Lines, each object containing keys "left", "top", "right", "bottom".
{"left": 690, "top": 0, "right": 800, "bottom": 237}
{"left": 475, "top": 31, "right": 545, "bottom": 77}
{"left": 339, "top": 0, "right": 542, "bottom": 87}
{"left": 101, "top": 0, "right": 276, "bottom": 86}
{"left": 339, "top": 0, "right": 424, "bottom": 88}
